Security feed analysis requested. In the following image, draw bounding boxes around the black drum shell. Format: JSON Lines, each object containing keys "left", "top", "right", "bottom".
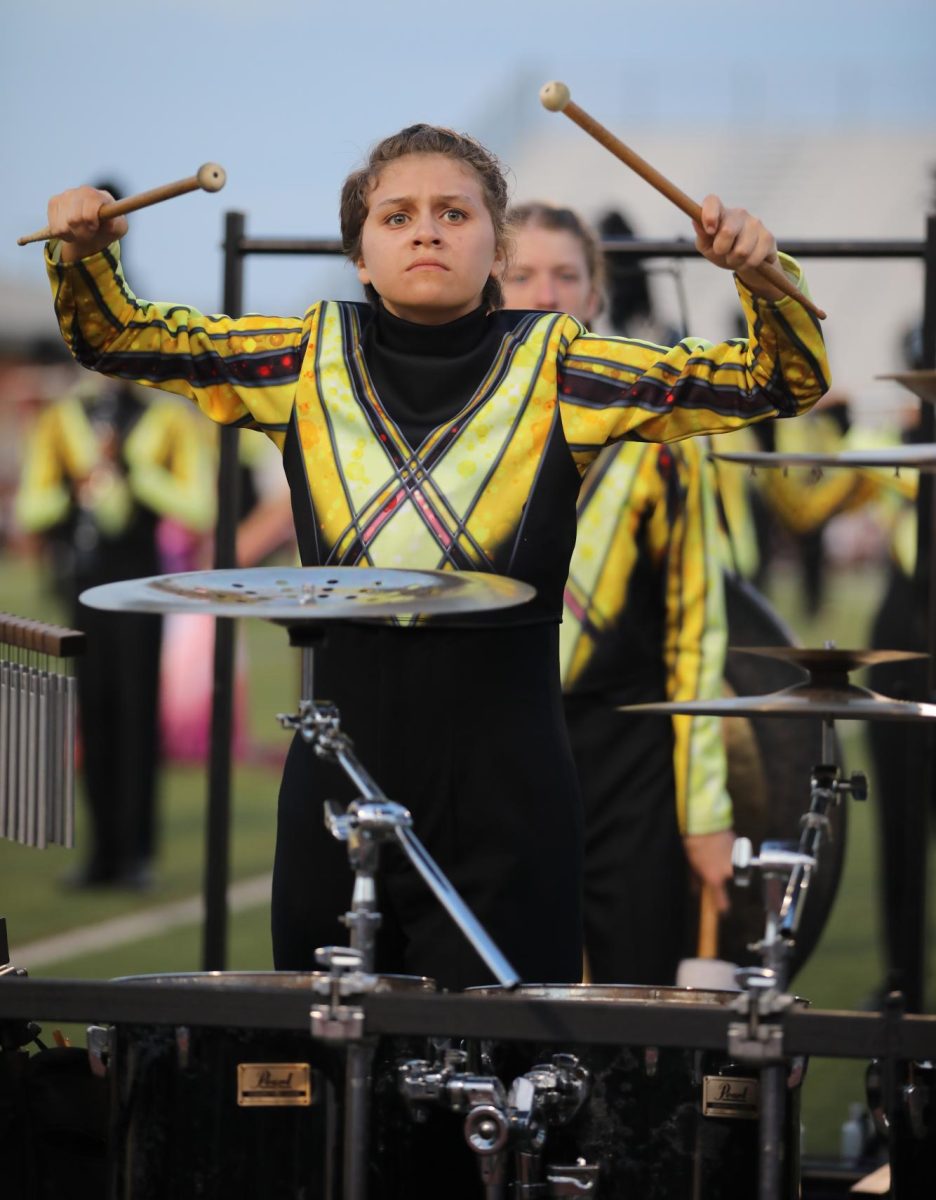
{"left": 469, "top": 984, "right": 804, "bottom": 1200}
{"left": 104, "top": 971, "right": 435, "bottom": 1200}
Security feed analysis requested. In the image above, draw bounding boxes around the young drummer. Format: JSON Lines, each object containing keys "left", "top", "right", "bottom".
{"left": 43, "top": 124, "right": 829, "bottom": 990}
{"left": 503, "top": 203, "right": 732, "bottom": 984}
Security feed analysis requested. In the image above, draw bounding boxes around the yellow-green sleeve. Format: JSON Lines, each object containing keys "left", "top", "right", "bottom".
{"left": 661, "top": 442, "right": 732, "bottom": 835}
{"left": 15, "top": 394, "right": 131, "bottom": 535}
{"left": 46, "top": 241, "right": 312, "bottom": 431}
{"left": 558, "top": 255, "right": 830, "bottom": 467}
{"left": 123, "top": 402, "right": 217, "bottom": 532}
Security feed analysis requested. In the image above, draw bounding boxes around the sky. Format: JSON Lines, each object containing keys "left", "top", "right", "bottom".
{"left": 2, "top": 0, "right": 936, "bottom": 318}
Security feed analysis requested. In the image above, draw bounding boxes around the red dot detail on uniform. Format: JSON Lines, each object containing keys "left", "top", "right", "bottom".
{"left": 379, "top": 433, "right": 387, "bottom": 441}
{"left": 665, "top": 392, "right": 675, "bottom": 404}
{"left": 281, "top": 355, "right": 293, "bottom": 369}
{"left": 258, "top": 365, "right": 271, "bottom": 378}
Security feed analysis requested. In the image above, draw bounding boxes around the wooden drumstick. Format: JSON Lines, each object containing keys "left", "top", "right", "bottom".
{"left": 539, "top": 82, "right": 826, "bottom": 321}
{"left": 697, "top": 884, "right": 720, "bottom": 959}
{"left": 17, "top": 163, "right": 227, "bottom": 247}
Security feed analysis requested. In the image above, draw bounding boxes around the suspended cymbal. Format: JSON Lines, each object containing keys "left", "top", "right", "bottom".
{"left": 620, "top": 682, "right": 936, "bottom": 723}
{"left": 877, "top": 371, "right": 936, "bottom": 404}
{"left": 730, "top": 645, "right": 927, "bottom": 677}
{"left": 80, "top": 567, "right": 535, "bottom": 620}
{"left": 709, "top": 444, "right": 936, "bottom": 471}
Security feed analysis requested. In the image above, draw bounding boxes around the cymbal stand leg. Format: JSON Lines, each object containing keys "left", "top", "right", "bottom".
{"left": 279, "top": 643, "right": 520, "bottom": 987}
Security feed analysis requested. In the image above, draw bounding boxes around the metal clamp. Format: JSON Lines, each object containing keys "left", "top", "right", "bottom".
{"left": 728, "top": 972, "right": 795, "bottom": 1064}
{"left": 309, "top": 945, "right": 376, "bottom": 1042}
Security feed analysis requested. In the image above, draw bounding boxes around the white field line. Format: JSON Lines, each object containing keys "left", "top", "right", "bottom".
{"left": 11, "top": 873, "right": 272, "bottom": 970}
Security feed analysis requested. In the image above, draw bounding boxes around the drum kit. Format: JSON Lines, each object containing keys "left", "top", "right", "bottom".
{"left": 0, "top": 555, "right": 927, "bottom": 1199}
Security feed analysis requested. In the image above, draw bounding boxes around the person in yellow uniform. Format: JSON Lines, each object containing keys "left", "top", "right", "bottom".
{"left": 16, "top": 377, "right": 215, "bottom": 886}
{"left": 504, "top": 203, "right": 732, "bottom": 982}
{"left": 41, "top": 124, "right": 828, "bottom": 986}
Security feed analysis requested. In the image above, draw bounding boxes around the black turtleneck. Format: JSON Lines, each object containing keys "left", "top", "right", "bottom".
{"left": 360, "top": 302, "right": 503, "bottom": 448}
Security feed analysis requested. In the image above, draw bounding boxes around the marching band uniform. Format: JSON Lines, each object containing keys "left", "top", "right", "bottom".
{"left": 561, "top": 438, "right": 730, "bottom": 983}
{"left": 15, "top": 382, "right": 215, "bottom": 885}
{"left": 46, "top": 241, "right": 828, "bottom": 987}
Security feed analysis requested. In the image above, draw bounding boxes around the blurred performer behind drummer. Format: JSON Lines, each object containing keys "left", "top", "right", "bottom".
{"left": 503, "top": 203, "right": 733, "bottom": 984}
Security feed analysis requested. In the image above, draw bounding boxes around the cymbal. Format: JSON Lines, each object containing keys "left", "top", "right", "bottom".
{"left": 877, "top": 371, "right": 936, "bottom": 404}
{"left": 80, "top": 567, "right": 535, "bottom": 620}
{"left": 709, "top": 445, "right": 936, "bottom": 471}
{"left": 620, "top": 682, "right": 936, "bottom": 723}
{"left": 730, "top": 646, "right": 927, "bottom": 677}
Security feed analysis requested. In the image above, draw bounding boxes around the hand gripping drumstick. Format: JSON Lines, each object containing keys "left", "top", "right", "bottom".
{"left": 17, "top": 163, "right": 227, "bottom": 246}
{"left": 539, "top": 82, "right": 826, "bottom": 321}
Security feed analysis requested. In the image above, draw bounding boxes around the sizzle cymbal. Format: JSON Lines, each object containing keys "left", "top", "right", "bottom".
{"left": 709, "top": 445, "right": 936, "bottom": 471}
{"left": 620, "top": 682, "right": 936, "bottom": 723}
{"left": 730, "top": 646, "right": 927, "bottom": 676}
{"left": 80, "top": 567, "right": 535, "bottom": 620}
{"left": 877, "top": 371, "right": 936, "bottom": 404}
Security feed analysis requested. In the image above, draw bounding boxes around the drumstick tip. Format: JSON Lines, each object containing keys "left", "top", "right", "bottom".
{"left": 196, "top": 163, "right": 227, "bottom": 193}
{"left": 539, "top": 81, "right": 571, "bottom": 113}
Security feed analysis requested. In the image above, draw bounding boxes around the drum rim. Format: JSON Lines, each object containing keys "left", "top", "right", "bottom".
{"left": 111, "top": 970, "right": 437, "bottom": 991}
{"left": 466, "top": 982, "right": 741, "bottom": 1005}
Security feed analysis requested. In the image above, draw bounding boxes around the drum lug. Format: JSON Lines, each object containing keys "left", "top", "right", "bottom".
{"left": 86, "top": 1024, "right": 113, "bottom": 1078}
{"left": 544, "top": 1161, "right": 600, "bottom": 1196}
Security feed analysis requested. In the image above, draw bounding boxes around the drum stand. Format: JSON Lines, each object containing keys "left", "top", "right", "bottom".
{"left": 277, "top": 627, "right": 520, "bottom": 1200}
{"left": 731, "top": 715, "right": 867, "bottom": 1200}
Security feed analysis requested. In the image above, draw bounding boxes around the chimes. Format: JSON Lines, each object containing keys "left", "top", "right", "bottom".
{"left": 0, "top": 614, "right": 84, "bottom": 849}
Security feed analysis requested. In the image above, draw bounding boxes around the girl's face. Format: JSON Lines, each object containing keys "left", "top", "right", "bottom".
{"left": 503, "top": 225, "right": 600, "bottom": 326}
{"left": 356, "top": 153, "right": 503, "bottom": 325}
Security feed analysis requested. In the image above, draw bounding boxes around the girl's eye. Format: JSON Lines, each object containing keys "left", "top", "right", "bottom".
{"left": 386, "top": 213, "right": 408, "bottom": 227}
{"left": 443, "top": 209, "right": 466, "bottom": 223}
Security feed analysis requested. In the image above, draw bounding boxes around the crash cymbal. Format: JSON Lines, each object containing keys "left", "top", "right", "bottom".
{"left": 709, "top": 445, "right": 936, "bottom": 471}
{"left": 80, "top": 567, "right": 535, "bottom": 620}
{"left": 877, "top": 370, "right": 936, "bottom": 404}
{"left": 731, "top": 646, "right": 927, "bottom": 677}
{"left": 620, "top": 682, "right": 936, "bottom": 723}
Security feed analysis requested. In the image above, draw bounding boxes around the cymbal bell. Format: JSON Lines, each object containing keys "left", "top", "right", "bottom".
{"left": 620, "top": 682, "right": 936, "bottom": 723}
{"left": 709, "top": 444, "right": 936, "bottom": 472}
{"left": 731, "top": 646, "right": 927, "bottom": 677}
{"left": 80, "top": 567, "right": 535, "bottom": 620}
{"left": 877, "top": 371, "right": 936, "bottom": 404}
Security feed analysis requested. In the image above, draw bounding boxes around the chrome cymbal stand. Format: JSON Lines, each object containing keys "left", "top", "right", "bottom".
{"left": 278, "top": 628, "right": 519, "bottom": 1200}
{"left": 731, "top": 842, "right": 816, "bottom": 1200}
{"left": 777, "top": 716, "right": 867, "bottom": 947}
{"left": 278, "top": 628, "right": 520, "bottom": 988}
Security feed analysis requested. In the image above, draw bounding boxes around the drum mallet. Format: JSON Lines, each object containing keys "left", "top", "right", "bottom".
{"left": 17, "top": 163, "right": 227, "bottom": 246}
{"left": 539, "top": 81, "right": 825, "bottom": 321}
{"left": 676, "top": 884, "right": 740, "bottom": 990}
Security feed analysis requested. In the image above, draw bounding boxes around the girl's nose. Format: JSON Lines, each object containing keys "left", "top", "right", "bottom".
{"left": 412, "top": 213, "right": 442, "bottom": 245}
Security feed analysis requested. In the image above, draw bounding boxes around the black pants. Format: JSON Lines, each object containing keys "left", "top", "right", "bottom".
{"left": 271, "top": 623, "right": 584, "bottom": 991}
{"left": 73, "top": 602, "right": 162, "bottom": 879}
{"left": 565, "top": 697, "right": 689, "bottom": 985}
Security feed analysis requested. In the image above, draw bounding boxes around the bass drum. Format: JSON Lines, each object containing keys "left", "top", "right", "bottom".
{"left": 720, "top": 574, "right": 847, "bottom": 980}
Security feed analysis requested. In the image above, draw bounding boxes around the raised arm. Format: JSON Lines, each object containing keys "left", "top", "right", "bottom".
{"left": 44, "top": 186, "right": 309, "bottom": 432}
{"left": 557, "top": 199, "right": 830, "bottom": 464}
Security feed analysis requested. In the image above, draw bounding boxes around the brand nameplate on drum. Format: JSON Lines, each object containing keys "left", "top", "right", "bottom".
{"left": 237, "top": 1063, "right": 312, "bottom": 1107}
{"left": 702, "top": 1075, "right": 759, "bottom": 1119}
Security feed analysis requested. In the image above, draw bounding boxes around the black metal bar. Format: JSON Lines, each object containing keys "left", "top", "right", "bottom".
{"left": 201, "top": 211, "right": 246, "bottom": 972}
{"left": 235, "top": 235, "right": 926, "bottom": 259}
{"left": 4, "top": 979, "right": 936, "bottom": 1059}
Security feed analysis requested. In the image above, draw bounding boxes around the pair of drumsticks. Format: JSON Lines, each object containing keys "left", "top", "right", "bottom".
{"left": 19, "top": 82, "right": 824, "bottom": 321}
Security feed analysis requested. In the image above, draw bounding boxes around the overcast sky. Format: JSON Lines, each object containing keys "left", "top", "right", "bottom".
{"left": 3, "top": 0, "right": 935, "bottom": 315}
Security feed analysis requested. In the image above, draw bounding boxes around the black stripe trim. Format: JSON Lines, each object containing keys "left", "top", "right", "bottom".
{"left": 76, "top": 260, "right": 123, "bottom": 332}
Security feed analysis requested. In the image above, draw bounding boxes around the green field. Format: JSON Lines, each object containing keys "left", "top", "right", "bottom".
{"left": 1, "top": 549, "right": 932, "bottom": 1158}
